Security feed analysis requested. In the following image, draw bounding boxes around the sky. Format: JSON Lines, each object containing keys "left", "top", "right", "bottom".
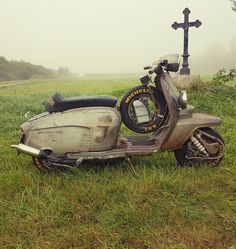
{"left": 0, "top": 0, "right": 236, "bottom": 74}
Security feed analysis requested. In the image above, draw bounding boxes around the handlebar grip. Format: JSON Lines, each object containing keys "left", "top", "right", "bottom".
{"left": 144, "top": 66, "right": 151, "bottom": 70}
{"left": 148, "top": 69, "right": 155, "bottom": 74}
{"left": 148, "top": 64, "right": 161, "bottom": 74}
{"left": 147, "top": 60, "right": 167, "bottom": 75}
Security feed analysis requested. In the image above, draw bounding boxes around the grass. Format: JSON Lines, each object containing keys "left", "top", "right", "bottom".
{"left": 0, "top": 76, "right": 236, "bottom": 249}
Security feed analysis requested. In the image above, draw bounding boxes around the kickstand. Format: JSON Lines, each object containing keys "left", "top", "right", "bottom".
{"left": 126, "top": 157, "right": 139, "bottom": 178}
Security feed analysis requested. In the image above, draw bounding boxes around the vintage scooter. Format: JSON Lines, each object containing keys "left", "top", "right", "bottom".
{"left": 11, "top": 55, "right": 225, "bottom": 172}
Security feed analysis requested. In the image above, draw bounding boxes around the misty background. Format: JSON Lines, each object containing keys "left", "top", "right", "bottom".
{"left": 0, "top": 0, "right": 236, "bottom": 75}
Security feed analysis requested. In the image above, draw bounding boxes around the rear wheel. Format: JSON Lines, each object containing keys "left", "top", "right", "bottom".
{"left": 174, "top": 127, "right": 224, "bottom": 167}
{"left": 32, "top": 157, "right": 55, "bottom": 172}
{"left": 32, "top": 149, "right": 68, "bottom": 172}
{"left": 120, "top": 85, "right": 167, "bottom": 133}
{"left": 32, "top": 151, "right": 64, "bottom": 172}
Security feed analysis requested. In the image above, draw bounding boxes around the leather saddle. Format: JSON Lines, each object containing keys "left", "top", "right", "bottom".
{"left": 45, "top": 92, "right": 118, "bottom": 113}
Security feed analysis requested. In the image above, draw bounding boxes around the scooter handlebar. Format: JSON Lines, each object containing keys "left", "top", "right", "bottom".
{"left": 147, "top": 60, "right": 168, "bottom": 75}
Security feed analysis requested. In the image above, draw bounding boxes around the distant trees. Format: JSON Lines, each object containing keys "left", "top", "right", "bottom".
{"left": 231, "top": 0, "right": 236, "bottom": 11}
{"left": 0, "top": 56, "right": 73, "bottom": 81}
{"left": 57, "top": 67, "right": 71, "bottom": 77}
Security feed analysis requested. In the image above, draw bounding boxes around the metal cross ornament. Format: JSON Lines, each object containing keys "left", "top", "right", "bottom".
{"left": 172, "top": 8, "right": 202, "bottom": 75}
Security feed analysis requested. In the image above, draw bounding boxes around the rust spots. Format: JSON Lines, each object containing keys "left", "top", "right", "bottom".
{"left": 116, "top": 136, "right": 128, "bottom": 149}
{"left": 98, "top": 115, "right": 112, "bottom": 124}
{"left": 94, "top": 126, "right": 109, "bottom": 143}
{"left": 94, "top": 115, "right": 113, "bottom": 143}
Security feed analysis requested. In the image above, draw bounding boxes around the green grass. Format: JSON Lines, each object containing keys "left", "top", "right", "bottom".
{"left": 0, "top": 77, "right": 236, "bottom": 249}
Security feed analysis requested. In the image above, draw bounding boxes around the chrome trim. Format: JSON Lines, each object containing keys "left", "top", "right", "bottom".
{"left": 11, "top": 143, "right": 40, "bottom": 157}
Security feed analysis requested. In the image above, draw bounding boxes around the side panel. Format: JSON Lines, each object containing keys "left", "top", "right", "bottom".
{"left": 28, "top": 126, "right": 91, "bottom": 154}
{"left": 23, "top": 107, "right": 121, "bottom": 154}
{"left": 161, "top": 113, "right": 222, "bottom": 150}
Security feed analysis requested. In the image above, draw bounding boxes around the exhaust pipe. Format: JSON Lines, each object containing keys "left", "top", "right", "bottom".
{"left": 11, "top": 143, "right": 41, "bottom": 157}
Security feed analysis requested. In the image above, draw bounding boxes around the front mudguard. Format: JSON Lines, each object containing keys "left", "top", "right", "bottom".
{"left": 161, "top": 113, "right": 222, "bottom": 150}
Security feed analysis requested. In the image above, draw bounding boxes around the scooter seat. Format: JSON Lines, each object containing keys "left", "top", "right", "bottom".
{"left": 45, "top": 92, "right": 118, "bottom": 113}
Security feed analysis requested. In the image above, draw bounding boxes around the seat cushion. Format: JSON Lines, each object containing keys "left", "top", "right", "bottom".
{"left": 45, "top": 93, "right": 118, "bottom": 113}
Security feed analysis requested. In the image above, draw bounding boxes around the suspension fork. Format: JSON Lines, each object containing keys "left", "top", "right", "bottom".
{"left": 190, "top": 135, "right": 209, "bottom": 156}
{"left": 187, "top": 130, "right": 225, "bottom": 161}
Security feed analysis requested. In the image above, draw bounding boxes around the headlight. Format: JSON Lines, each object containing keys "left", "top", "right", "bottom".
{"left": 178, "top": 90, "right": 187, "bottom": 109}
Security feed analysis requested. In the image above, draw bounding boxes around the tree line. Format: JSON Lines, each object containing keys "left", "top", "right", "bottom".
{"left": 0, "top": 56, "right": 74, "bottom": 81}
{"left": 231, "top": 0, "right": 236, "bottom": 10}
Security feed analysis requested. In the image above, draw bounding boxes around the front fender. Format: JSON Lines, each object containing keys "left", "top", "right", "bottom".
{"left": 161, "top": 113, "right": 222, "bottom": 150}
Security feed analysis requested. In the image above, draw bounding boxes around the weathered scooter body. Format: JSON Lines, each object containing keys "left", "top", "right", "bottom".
{"left": 12, "top": 55, "right": 225, "bottom": 171}
{"left": 19, "top": 107, "right": 121, "bottom": 154}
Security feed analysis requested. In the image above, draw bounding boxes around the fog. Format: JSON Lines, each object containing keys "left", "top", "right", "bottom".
{"left": 191, "top": 36, "right": 236, "bottom": 74}
{"left": 0, "top": 0, "right": 235, "bottom": 74}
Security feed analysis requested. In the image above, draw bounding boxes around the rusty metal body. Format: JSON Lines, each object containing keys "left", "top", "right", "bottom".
{"left": 159, "top": 72, "right": 221, "bottom": 151}
{"left": 20, "top": 107, "right": 122, "bottom": 155}
{"left": 11, "top": 55, "right": 224, "bottom": 169}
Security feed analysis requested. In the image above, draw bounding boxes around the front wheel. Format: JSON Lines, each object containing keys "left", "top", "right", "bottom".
{"left": 174, "top": 127, "right": 225, "bottom": 167}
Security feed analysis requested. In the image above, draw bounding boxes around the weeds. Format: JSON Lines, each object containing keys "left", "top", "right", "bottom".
{"left": 0, "top": 77, "right": 236, "bottom": 248}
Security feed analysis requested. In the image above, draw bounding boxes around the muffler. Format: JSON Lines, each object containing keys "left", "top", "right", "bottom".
{"left": 11, "top": 143, "right": 41, "bottom": 157}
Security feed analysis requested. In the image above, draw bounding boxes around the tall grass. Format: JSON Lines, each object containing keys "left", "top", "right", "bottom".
{"left": 0, "top": 77, "right": 236, "bottom": 248}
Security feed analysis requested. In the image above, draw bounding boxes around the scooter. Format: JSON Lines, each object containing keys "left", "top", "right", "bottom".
{"left": 11, "top": 55, "right": 225, "bottom": 172}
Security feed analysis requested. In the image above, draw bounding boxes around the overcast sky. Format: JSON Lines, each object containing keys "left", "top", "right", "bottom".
{"left": 0, "top": 0, "right": 235, "bottom": 74}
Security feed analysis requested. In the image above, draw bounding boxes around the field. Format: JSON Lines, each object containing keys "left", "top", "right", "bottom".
{"left": 0, "top": 76, "right": 236, "bottom": 249}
